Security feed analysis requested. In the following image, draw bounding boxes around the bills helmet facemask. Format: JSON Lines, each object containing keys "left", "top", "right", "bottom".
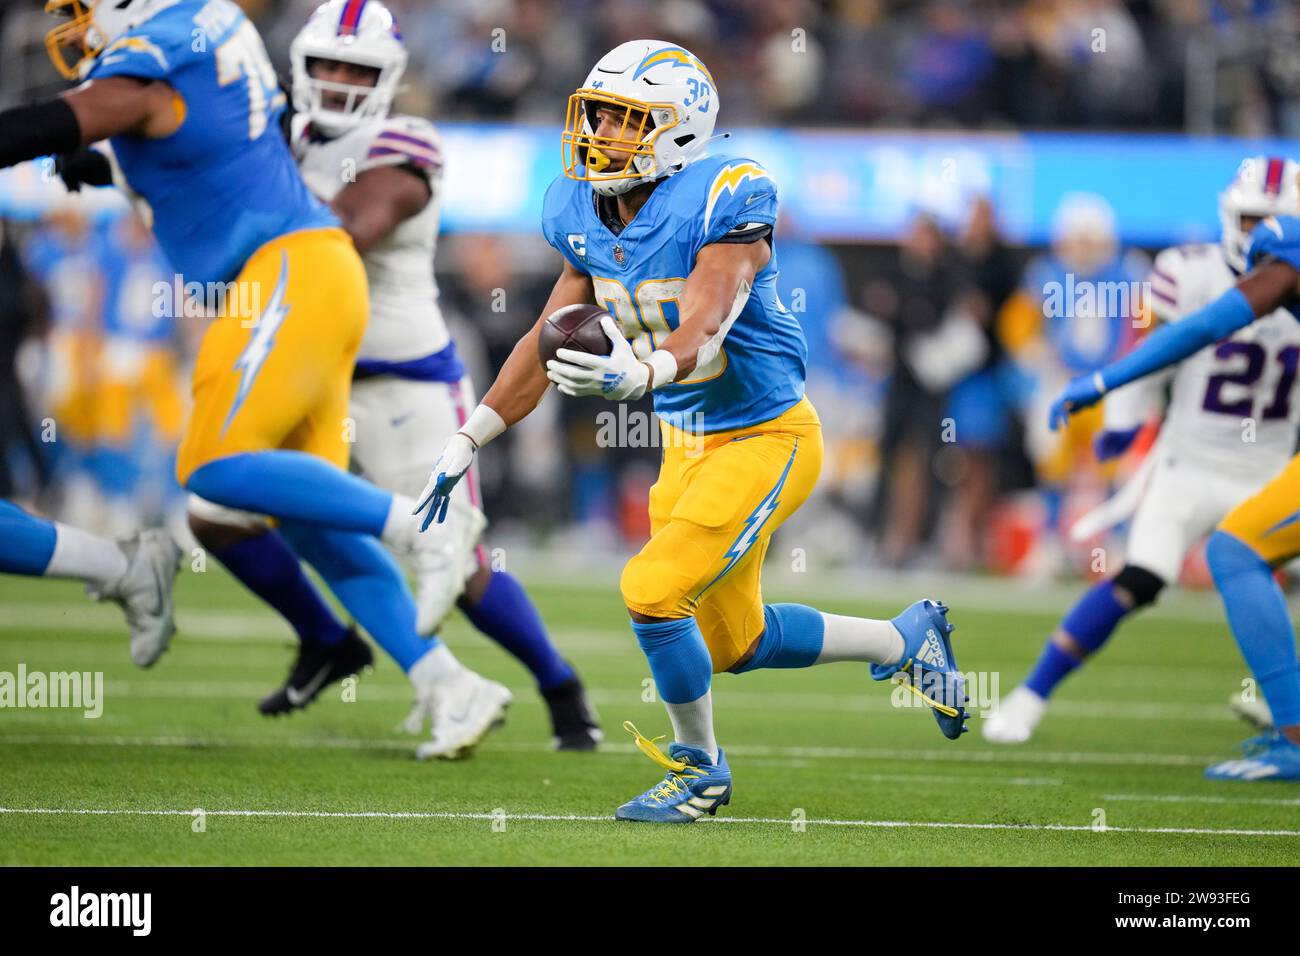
{"left": 1219, "top": 156, "right": 1300, "bottom": 273}
{"left": 44, "top": 0, "right": 172, "bottom": 80}
{"left": 291, "top": 0, "right": 408, "bottom": 138}
{"left": 563, "top": 39, "right": 720, "bottom": 197}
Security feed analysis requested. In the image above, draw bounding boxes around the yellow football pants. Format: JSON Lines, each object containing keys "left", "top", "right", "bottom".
{"left": 1219, "top": 453, "right": 1300, "bottom": 566}
{"left": 176, "top": 228, "right": 368, "bottom": 485}
{"left": 620, "top": 396, "right": 824, "bottom": 672}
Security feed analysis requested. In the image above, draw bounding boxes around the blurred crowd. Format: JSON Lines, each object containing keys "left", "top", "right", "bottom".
{"left": 2, "top": 0, "right": 1299, "bottom": 134}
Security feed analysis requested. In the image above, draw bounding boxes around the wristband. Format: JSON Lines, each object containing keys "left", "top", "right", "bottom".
{"left": 458, "top": 404, "right": 507, "bottom": 449}
{"left": 645, "top": 349, "right": 678, "bottom": 391}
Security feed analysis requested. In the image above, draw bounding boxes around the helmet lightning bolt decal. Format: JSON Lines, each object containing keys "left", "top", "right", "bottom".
{"left": 222, "top": 252, "right": 292, "bottom": 437}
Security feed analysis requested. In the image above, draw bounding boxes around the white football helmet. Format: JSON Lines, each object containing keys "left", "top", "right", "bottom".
{"left": 291, "top": 0, "right": 408, "bottom": 138}
{"left": 563, "top": 39, "right": 719, "bottom": 196}
{"left": 44, "top": 0, "right": 172, "bottom": 80}
{"left": 1219, "top": 156, "right": 1300, "bottom": 273}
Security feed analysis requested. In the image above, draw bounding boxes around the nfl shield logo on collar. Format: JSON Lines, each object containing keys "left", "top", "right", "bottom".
{"left": 613, "top": 244, "right": 625, "bottom": 264}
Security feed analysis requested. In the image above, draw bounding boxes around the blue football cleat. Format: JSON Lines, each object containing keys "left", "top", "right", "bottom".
{"left": 1205, "top": 733, "right": 1300, "bottom": 781}
{"left": 872, "top": 599, "right": 969, "bottom": 739}
{"left": 615, "top": 722, "right": 733, "bottom": 823}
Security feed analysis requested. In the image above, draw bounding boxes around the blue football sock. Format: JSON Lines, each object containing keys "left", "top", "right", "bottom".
{"left": 731, "top": 604, "right": 825, "bottom": 673}
{"left": 631, "top": 616, "right": 712, "bottom": 704}
{"left": 1025, "top": 579, "right": 1130, "bottom": 698}
{"left": 187, "top": 452, "right": 395, "bottom": 538}
{"left": 1207, "top": 531, "right": 1300, "bottom": 728}
{"left": 279, "top": 521, "right": 432, "bottom": 672}
{"left": 460, "top": 570, "right": 574, "bottom": 690}
{"left": 212, "top": 531, "right": 347, "bottom": 646}
{"left": 0, "top": 501, "right": 57, "bottom": 575}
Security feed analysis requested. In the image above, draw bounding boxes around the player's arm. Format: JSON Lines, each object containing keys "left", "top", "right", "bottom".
{"left": 0, "top": 77, "right": 180, "bottom": 169}
{"left": 481, "top": 261, "right": 594, "bottom": 424}
{"left": 544, "top": 238, "right": 768, "bottom": 401}
{"left": 1050, "top": 260, "right": 1299, "bottom": 429}
{"left": 654, "top": 239, "right": 767, "bottom": 382}
{"left": 413, "top": 260, "right": 593, "bottom": 528}
{"left": 330, "top": 165, "right": 431, "bottom": 254}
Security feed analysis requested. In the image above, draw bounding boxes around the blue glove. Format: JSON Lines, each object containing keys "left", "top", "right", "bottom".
{"left": 1048, "top": 373, "right": 1106, "bottom": 431}
{"left": 1093, "top": 426, "right": 1140, "bottom": 461}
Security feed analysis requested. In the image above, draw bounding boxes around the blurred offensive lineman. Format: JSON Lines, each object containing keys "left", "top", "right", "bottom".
{"left": 1051, "top": 184, "right": 1300, "bottom": 780}
{"left": 189, "top": 0, "right": 598, "bottom": 750}
{"left": 986, "top": 157, "right": 1300, "bottom": 744}
{"left": 1, "top": 0, "right": 503, "bottom": 759}
{"left": 414, "top": 40, "right": 971, "bottom": 822}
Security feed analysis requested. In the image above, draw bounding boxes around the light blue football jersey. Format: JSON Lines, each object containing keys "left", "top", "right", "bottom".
{"left": 1249, "top": 215, "right": 1300, "bottom": 274}
{"left": 541, "top": 155, "right": 807, "bottom": 433}
{"left": 88, "top": 0, "right": 335, "bottom": 286}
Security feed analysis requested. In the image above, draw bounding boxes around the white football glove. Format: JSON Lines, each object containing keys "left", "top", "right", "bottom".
{"left": 414, "top": 433, "right": 477, "bottom": 530}
{"left": 546, "top": 316, "right": 651, "bottom": 401}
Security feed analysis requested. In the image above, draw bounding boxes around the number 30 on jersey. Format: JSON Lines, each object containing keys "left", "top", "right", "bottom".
{"left": 592, "top": 276, "right": 725, "bottom": 384}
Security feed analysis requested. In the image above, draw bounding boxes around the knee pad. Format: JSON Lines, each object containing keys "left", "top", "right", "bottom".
{"left": 619, "top": 552, "right": 682, "bottom": 617}
{"left": 1113, "top": 564, "right": 1165, "bottom": 609}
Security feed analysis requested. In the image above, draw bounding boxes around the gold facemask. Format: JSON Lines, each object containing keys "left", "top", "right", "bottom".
{"left": 45, "top": 0, "right": 103, "bottom": 81}
{"left": 561, "top": 88, "right": 678, "bottom": 185}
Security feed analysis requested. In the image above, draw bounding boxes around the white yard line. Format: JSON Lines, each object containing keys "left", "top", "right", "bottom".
{"left": 0, "top": 731, "right": 1226, "bottom": 766}
{"left": 1102, "top": 792, "right": 1300, "bottom": 808}
{"left": 0, "top": 805, "right": 1295, "bottom": 837}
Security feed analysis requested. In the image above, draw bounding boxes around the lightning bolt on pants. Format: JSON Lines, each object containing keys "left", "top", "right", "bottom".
{"left": 620, "top": 396, "right": 823, "bottom": 672}
{"left": 176, "top": 227, "right": 367, "bottom": 485}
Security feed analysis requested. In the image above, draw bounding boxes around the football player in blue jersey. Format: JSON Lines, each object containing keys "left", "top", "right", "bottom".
{"left": 1051, "top": 210, "right": 1300, "bottom": 781}
{"left": 0, "top": 0, "right": 501, "bottom": 755}
{"left": 414, "top": 40, "right": 971, "bottom": 822}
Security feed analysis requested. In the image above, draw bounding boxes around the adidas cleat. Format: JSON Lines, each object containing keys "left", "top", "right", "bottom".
{"left": 542, "top": 672, "right": 603, "bottom": 751}
{"left": 872, "top": 598, "right": 969, "bottom": 739}
{"left": 1205, "top": 733, "right": 1300, "bottom": 781}
{"left": 615, "top": 722, "right": 732, "bottom": 823}
{"left": 259, "top": 627, "right": 373, "bottom": 716}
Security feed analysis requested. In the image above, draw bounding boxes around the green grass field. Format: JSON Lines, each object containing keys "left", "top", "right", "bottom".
{"left": 1, "top": 563, "right": 1297, "bottom": 866}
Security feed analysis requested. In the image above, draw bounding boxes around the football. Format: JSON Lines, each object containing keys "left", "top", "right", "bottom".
{"left": 537, "top": 303, "right": 614, "bottom": 368}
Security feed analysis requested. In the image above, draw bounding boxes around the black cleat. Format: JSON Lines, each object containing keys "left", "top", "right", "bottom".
{"left": 542, "top": 672, "right": 603, "bottom": 751}
{"left": 259, "top": 628, "right": 373, "bottom": 716}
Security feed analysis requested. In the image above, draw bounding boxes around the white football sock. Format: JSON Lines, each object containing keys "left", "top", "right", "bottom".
{"left": 815, "top": 612, "right": 905, "bottom": 665}
{"left": 664, "top": 690, "right": 718, "bottom": 764}
{"left": 45, "top": 523, "right": 129, "bottom": 587}
{"left": 408, "top": 641, "right": 462, "bottom": 684}
{"left": 380, "top": 494, "right": 418, "bottom": 549}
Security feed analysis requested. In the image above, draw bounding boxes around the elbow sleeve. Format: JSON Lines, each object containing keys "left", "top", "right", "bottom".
{"left": 0, "top": 98, "right": 82, "bottom": 170}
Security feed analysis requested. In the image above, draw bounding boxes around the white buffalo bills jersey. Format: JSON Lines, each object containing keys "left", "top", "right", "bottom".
{"left": 292, "top": 113, "right": 455, "bottom": 371}
{"left": 1131, "top": 243, "right": 1300, "bottom": 476}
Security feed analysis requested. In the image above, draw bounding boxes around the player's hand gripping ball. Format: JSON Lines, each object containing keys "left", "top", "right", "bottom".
{"left": 542, "top": 308, "right": 652, "bottom": 401}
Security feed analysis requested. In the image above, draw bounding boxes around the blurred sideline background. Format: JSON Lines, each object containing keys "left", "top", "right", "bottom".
{"left": 1, "top": 0, "right": 1299, "bottom": 586}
